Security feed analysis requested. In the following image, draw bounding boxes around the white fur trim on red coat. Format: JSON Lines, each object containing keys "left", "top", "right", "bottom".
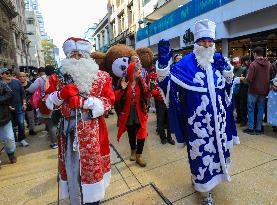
{"left": 46, "top": 91, "right": 64, "bottom": 110}
{"left": 82, "top": 171, "right": 111, "bottom": 203}
{"left": 83, "top": 97, "right": 105, "bottom": 118}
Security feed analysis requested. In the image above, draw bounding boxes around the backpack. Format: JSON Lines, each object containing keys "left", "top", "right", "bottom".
{"left": 38, "top": 77, "right": 51, "bottom": 115}
{"left": 30, "top": 80, "right": 41, "bottom": 109}
{"left": 30, "top": 77, "right": 51, "bottom": 115}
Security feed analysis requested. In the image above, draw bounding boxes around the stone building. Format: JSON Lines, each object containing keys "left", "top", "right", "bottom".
{"left": 11, "top": 0, "right": 30, "bottom": 70}
{"left": 0, "top": 0, "right": 17, "bottom": 68}
{"left": 108, "top": 0, "right": 143, "bottom": 48}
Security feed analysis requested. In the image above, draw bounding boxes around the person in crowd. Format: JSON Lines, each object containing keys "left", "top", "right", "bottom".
{"left": 2, "top": 68, "right": 28, "bottom": 146}
{"left": 0, "top": 68, "right": 17, "bottom": 166}
{"left": 267, "top": 71, "right": 277, "bottom": 133}
{"left": 172, "top": 54, "right": 183, "bottom": 66}
{"left": 156, "top": 19, "right": 243, "bottom": 203}
{"left": 18, "top": 72, "right": 37, "bottom": 136}
{"left": 27, "top": 66, "right": 58, "bottom": 149}
{"left": 116, "top": 62, "right": 150, "bottom": 167}
{"left": 239, "top": 56, "right": 250, "bottom": 127}
{"left": 232, "top": 57, "right": 247, "bottom": 126}
{"left": 129, "top": 55, "right": 148, "bottom": 80}
{"left": 149, "top": 72, "right": 175, "bottom": 145}
{"left": 243, "top": 47, "right": 275, "bottom": 135}
{"left": 45, "top": 37, "right": 114, "bottom": 205}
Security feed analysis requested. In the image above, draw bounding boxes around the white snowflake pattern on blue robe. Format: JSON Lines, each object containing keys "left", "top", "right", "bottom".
{"left": 157, "top": 52, "right": 240, "bottom": 192}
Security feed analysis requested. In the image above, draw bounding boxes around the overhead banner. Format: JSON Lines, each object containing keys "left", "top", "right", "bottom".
{"left": 137, "top": 0, "right": 234, "bottom": 42}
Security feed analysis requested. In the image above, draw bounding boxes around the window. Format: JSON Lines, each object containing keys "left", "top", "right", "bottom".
{"left": 26, "top": 18, "right": 34, "bottom": 25}
{"left": 111, "top": 21, "right": 116, "bottom": 38}
{"left": 127, "top": 4, "right": 134, "bottom": 27}
{"left": 118, "top": 13, "right": 125, "bottom": 33}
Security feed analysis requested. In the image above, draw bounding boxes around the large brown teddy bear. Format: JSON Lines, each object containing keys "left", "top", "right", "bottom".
{"left": 91, "top": 44, "right": 154, "bottom": 87}
{"left": 90, "top": 51, "right": 106, "bottom": 70}
{"left": 136, "top": 47, "right": 154, "bottom": 74}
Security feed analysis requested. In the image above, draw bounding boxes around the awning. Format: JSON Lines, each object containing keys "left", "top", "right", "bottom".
{"left": 145, "top": 0, "right": 191, "bottom": 21}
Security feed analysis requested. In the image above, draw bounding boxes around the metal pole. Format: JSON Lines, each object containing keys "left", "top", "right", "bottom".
{"left": 147, "top": 25, "right": 150, "bottom": 48}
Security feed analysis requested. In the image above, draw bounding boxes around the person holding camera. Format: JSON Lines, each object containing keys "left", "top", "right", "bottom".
{"left": 115, "top": 62, "right": 150, "bottom": 167}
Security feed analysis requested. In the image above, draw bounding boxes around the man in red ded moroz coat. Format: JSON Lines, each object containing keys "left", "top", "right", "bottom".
{"left": 45, "top": 37, "right": 115, "bottom": 205}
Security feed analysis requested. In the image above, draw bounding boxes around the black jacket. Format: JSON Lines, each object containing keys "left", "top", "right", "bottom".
{"left": 0, "top": 80, "right": 13, "bottom": 126}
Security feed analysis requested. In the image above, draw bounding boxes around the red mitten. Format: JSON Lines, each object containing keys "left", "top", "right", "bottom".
{"left": 67, "top": 95, "right": 84, "bottom": 109}
{"left": 59, "top": 84, "right": 79, "bottom": 100}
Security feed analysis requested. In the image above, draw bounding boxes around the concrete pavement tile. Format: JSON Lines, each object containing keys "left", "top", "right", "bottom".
{"left": 125, "top": 144, "right": 186, "bottom": 176}
{"left": 102, "top": 185, "right": 167, "bottom": 205}
{"left": 240, "top": 136, "right": 277, "bottom": 157}
{"left": 115, "top": 161, "right": 134, "bottom": 178}
{"left": 236, "top": 129, "right": 260, "bottom": 143}
{"left": 229, "top": 144, "right": 275, "bottom": 175}
{"left": 0, "top": 173, "right": 57, "bottom": 205}
{"left": 104, "top": 179, "right": 130, "bottom": 200}
{"left": 174, "top": 160, "right": 277, "bottom": 205}
{"left": 111, "top": 165, "right": 123, "bottom": 183}
{"left": 135, "top": 159, "right": 195, "bottom": 202}
{"left": 124, "top": 176, "right": 142, "bottom": 190}
{"left": 0, "top": 152, "right": 57, "bottom": 188}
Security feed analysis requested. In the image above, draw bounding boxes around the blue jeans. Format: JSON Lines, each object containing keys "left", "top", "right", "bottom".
{"left": 248, "top": 94, "right": 265, "bottom": 131}
{"left": 11, "top": 105, "right": 26, "bottom": 142}
{"left": 0, "top": 121, "right": 16, "bottom": 154}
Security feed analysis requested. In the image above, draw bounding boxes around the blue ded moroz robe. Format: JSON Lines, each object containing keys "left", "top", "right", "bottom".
{"left": 157, "top": 52, "right": 240, "bottom": 192}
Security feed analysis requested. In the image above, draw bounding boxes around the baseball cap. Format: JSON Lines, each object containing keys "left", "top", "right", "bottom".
{"left": 232, "top": 57, "right": 240, "bottom": 63}
{"left": 0, "top": 67, "right": 9, "bottom": 74}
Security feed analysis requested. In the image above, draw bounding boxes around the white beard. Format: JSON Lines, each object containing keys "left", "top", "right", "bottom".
{"left": 193, "top": 43, "right": 215, "bottom": 69}
{"left": 61, "top": 58, "right": 99, "bottom": 94}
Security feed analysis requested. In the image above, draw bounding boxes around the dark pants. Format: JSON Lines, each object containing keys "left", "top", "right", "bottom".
{"left": 155, "top": 100, "right": 171, "bottom": 140}
{"left": 240, "top": 87, "right": 248, "bottom": 123}
{"left": 11, "top": 105, "right": 26, "bottom": 142}
{"left": 126, "top": 124, "right": 145, "bottom": 154}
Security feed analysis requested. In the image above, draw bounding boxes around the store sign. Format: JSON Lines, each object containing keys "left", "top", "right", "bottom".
{"left": 137, "top": 0, "right": 234, "bottom": 42}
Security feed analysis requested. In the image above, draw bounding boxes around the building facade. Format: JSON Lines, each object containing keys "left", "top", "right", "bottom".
{"left": 84, "top": 23, "right": 97, "bottom": 51}
{"left": 10, "top": 0, "right": 30, "bottom": 69}
{"left": 0, "top": 0, "right": 18, "bottom": 68}
{"left": 25, "top": 10, "right": 44, "bottom": 68}
{"left": 136, "top": 0, "right": 277, "bottom": 59}
{"left": 92, "top": 14, "right": 111, "bottom": 53}
{"left": 108, "top": 0, "right": 143, "bottom": 48}
{"left": 25, "top": 0, "right": 48, "bottom": 39}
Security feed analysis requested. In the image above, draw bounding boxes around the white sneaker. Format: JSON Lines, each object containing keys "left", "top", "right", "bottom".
{"left": 20, "top": 140, "right": 29, "bottom": 147}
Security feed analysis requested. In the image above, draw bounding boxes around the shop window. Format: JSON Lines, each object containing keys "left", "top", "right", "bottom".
{"left": 26, "top": 18, "right": 34, "bottom": 25}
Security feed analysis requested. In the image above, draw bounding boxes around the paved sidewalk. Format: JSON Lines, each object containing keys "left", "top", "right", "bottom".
{"left": 0, "top": 114, "right": 277, "bottom": 205}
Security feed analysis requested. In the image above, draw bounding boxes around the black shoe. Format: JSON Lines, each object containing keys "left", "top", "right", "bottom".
{"left": 161, "top": 138, "right": 167, "bottom": 144}
{"left": 243, "top": 128, "right": 255, "bottom": 135}
{"left": 167, "top": 138, "right": 175, "bottom": 145}
{"left": 29, "top": 130, "right": 37, "bottom": 135}
{"left": 240, "top": 122, "right": 247, "bottom": 127}
{"left": 255, "top": 130, "right": 263, "bottom": 135}
{"left": 7, "top": 153, "right": 17, "bottom": 164}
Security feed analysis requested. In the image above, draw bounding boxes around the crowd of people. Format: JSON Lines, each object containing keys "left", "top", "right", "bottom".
{"left": 231, "top": 47, "right": 277, "bottom": 134}
{"left": 0, "top": 19, "right": 276, "bottom": 205}
{"left": 0, "top": 65, "right": 60, "bottom": 167}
